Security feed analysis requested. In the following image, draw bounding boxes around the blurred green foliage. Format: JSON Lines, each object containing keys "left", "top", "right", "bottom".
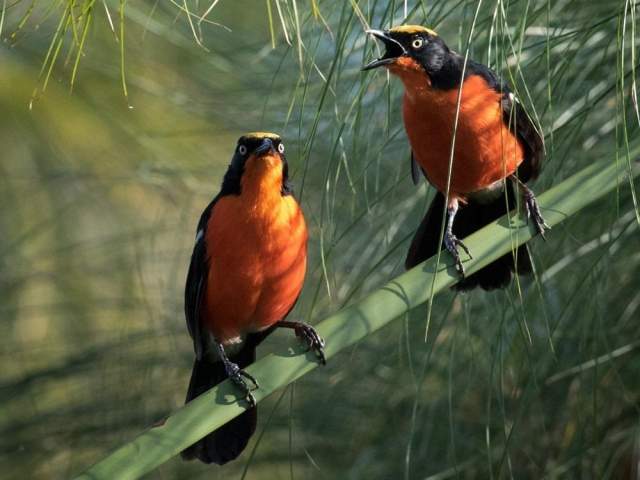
{"left": 1, "top": 1, "right": 639, "bottom": 479}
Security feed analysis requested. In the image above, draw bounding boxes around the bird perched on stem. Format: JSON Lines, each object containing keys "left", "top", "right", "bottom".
{"left": 363, "top": 25, "right": 548, "bottom": 290}
{"left": 181, "top": 132, "right": 325, "bottom": 465}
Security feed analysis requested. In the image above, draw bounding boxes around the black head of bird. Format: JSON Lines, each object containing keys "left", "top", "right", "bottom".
{"left": 363, "top": 25, "right": 452, "bottom": 78}
{"left": 222, "top": 132, "right": 291, "bottom": 196}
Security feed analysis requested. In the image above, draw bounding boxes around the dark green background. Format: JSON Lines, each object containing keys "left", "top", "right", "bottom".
{"left": 1, "top": 1, "right": 639, "bottom": 478}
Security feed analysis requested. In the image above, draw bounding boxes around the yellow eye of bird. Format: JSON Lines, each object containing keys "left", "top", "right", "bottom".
{"left": 278, "top": 143, "right": 285, "bottom": 154}
{"left": 238, "top": 144, "right": 247, "bottom": 155}
{"left": 412, "top": 37, "right": 424, "bottom": 49}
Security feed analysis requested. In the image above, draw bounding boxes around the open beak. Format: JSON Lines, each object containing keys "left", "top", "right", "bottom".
{"left": 254, "top": 138, "right": 276, "bottom": 156}
{"left": 362, "top": 29, "right": 407, "bottom": 71}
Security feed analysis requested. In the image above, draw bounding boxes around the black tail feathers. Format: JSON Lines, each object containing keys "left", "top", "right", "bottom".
{"left": 405, "top": 185, "right": 532, "bottom": 291}
{"left": 181, "top": 345, "right": 257, "bottom": 465}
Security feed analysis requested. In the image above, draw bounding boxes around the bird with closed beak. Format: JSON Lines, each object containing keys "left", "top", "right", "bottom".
{"left": 364, "top": 25, "right": 548, "bottom": 290}
{"left": 181, "top": 132, "right": 325, "bottom": 465}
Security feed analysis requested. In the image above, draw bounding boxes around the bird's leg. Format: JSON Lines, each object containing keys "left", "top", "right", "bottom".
{"left": 443, "top": 199, "right": 472, "bottom": 276}
{"left": 215, "top": 342, "right": 259, "bottom": 407}
{"left": 510, "top": 176, "right": 550, "bottom": 238}
{"left": 275, "top": 321, "right": 326, "bottom": 365}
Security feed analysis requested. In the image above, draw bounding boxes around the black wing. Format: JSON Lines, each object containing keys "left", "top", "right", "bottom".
{"left": 467, "top": 60, "right": 544, "bottom": 182}
{"left": 501, "top": 91, "right": 544, "bottom": 182}
{"left": 185, "top": 196, "right": 218, "bottom": 360}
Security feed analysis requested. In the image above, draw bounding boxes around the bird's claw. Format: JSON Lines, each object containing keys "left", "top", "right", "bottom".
{"left": 225, "top": 362, "right": 259, "bottom": 407}
{"left": 294, "top": 323, "right": 326, "bottom": 365}
{"left": 523, "top": 189, "right": 550, "bottom": 239}
{"left": 444, "top": 233, "right": 471, "bottom": 277}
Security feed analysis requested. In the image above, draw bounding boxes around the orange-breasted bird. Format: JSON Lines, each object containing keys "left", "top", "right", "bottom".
{"left": 181, "top": 132, "right": 325, "bottom": 464}
{"left": 363, "top": 25, "right": 548, "bottom": 290}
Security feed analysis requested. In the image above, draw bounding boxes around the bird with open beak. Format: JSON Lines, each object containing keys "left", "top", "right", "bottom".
{"left": 363, "top": 25, "right": 548, "bottom": 290}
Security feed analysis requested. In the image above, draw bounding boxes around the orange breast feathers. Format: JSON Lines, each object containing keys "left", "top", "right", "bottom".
{"left": 398, "top": 63, "right": 524, "bottom": 201}
{"left": 202, "top": 155, "right": 308, "bottom": 344}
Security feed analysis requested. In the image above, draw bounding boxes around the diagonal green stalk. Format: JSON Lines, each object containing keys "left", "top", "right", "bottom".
{"left": 0, "top": 0, "right": 6, "bottom": 38}
{"left": 75, "top": 157, "right": 639, "bottom": 480}
{"left": 119, "top": 0, "right": 129, "bottom": 105}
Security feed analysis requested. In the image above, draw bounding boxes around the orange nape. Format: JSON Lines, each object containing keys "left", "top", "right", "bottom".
{"left": 202, "top": 152, "right": 308, "bottom": 344}
{"left": 391, "top": 58, "right": 524, "bottom": 201}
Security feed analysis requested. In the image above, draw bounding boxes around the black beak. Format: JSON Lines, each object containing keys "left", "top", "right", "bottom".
{"left": 254, "top": 138, "right": 276, "bottom": 156}
{"left": 362, "top": 29, "right": 407, "bottom": 71}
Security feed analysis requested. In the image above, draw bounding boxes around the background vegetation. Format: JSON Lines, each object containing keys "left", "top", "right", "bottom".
{"left": 1, "top": 0, "right": 639, "bottom": 478}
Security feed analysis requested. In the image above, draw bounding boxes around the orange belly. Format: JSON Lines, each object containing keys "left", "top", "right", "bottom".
{"left": 403, "top": 75, "right": 523, "bottom": 200}
{"left": 202, "top": 194, "right": 307, "bottom": 344}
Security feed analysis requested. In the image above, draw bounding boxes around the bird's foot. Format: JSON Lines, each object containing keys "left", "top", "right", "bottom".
{"left": 444, "top": 232, "right": 472, "bottom": 276}
{"left": 523, "top": 188, "right": 550, "bottom": 238}
{"left": 276, "top": 321, "right": 327, "bottom": 365}
{"left": 224, "top": 361, "right": 259, "bottom": 407}
{"left": 293, "top": 323, "right": 326, "bottom": 365}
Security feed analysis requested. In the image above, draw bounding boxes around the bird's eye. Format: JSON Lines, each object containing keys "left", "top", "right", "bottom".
{"left": 238, "top": 144, "right": 247, "bottom": 155}
{"left": 277, "top": 143, "right": 285, "bottom": 154}
{"left": 412, "top": 38, "right": 424, "bottom": 49}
